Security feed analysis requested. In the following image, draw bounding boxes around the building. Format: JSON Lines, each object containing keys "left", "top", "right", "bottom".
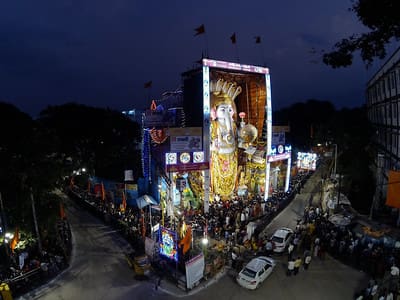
{"left": 366, "top": 46, "right": 400, "bottom": 210}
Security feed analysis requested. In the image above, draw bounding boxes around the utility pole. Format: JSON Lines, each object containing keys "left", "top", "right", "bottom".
{"left": 30, "top": 188, "right": 42, "bottom": 254}
{"left": 337, "top": 174, "right": 341, "bottom": 208}
{"left": 0, "top": 192, "right": 10, "bottom": 259}
{"left": 333, "top": 144, "right": 337, "bottom": 178}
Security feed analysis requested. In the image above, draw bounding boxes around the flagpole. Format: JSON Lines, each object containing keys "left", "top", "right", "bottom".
{"left": 194, "top": 24, "right": 209, "bottom": 58}
{"left": 234, "top": 44, "right": 240, "bottom": 63}
{"left": 204, "top": 34, "right": 210, "bottom": 58}
{"left": 30, "top": 188, "right": 42, "bottom": 254}
{"left": 259, "top": 42, "right": 266, "bottom": 67}
{"left": 0, "top": 192, "right": 10, "bottom": 259}
{"left": 230, "top": 33, "right": 239, "bottom": 63}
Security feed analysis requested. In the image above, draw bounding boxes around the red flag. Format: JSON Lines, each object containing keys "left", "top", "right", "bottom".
{"left": 194, "top": 24, "right": 205, "bottom": 36}
{"left": 179, "top": 226, "right": 192, "bottom": 254}
{"left": 230, "top": 33, "right": 236, "bottom": 44}
{"left": 144, "top": 81, "right": 152, "bottom": 88}
{"left": 122, "top": 191, "right": 127, "bottom": 211}
{"left": 255, "top": 36, "right": 261, "bottom": 44}
{"left": 69, "top": 177, "right": 74, "bottom": 188}
{"left": 101, "top": 182, "right": 106, "bottom": 201}
{"left": 386, "top": 170, "right": 400, "bottom": 208}
{"left": 60, "top": 201, "right": 66, "bottom": 219}
{"left": 10, "top": 227, "right": 19, "bottom": 252}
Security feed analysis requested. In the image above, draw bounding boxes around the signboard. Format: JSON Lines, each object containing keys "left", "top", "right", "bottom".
{"left": 185, "top": 253, "right": 205, "bottom": 289}
{"left": 268, "top": 152, "right": 291, "bottom": 162}
{"left": 271, "top": 132, "right": 285, "bottom": 146}
{"left": 272, "top": 125, "right": 290, "bottom": 132}
{"left": 297, "top": 152, "right": 317, "bottom": 170}
{"left": 124, "top": 170, "right": 134, "bottom": 182}
{"left": 166, "top": 162, "right": 209, "bottom": 172}
{"left": 169, "top": 127, "right": 202, "bottom": 152}
{"left": 165, "top": 151, "right": 209, "bottom": 172}
{"left": 159, "top": 227, "right": 178, "bottom": 262}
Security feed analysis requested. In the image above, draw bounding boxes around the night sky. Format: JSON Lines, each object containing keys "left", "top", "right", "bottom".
{"left": 1, "top": 0, "right": 398, "bottom": 117}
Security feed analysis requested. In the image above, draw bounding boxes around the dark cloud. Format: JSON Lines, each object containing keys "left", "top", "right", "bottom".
{"left": 0, "top": 0, "right": 394, "bottom": 117}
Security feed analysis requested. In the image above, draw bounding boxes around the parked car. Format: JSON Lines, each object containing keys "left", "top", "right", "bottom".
{"left": 271, "top": 227, "right": 294, "bottom": 253}
{"left": 236, "top": 256, "right": 276, "bottom": 290}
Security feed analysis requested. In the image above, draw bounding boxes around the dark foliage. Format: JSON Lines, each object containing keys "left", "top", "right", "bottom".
{"left": 323, "top": 0, "right": 400, "bottom": 68}
{"left": 273, "top": 100, "right": 375, "bottom": 212}
{"left": 0, "top": 101, "right": 141, "bottom": 234}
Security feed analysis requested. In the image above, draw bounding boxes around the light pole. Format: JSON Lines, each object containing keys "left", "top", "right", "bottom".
{"left": 333, "top": 144, "right": 337, "bottom": 178}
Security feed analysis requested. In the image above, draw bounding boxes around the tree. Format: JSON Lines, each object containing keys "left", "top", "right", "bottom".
{"left": 323, "top": 0, "right": 400, "bottom": 68}
{"left": 38, "top": 103, "right": 142, "bottom": 181}
{"left": 273, "top": 99, "right": 336, "bottom": 151}
{"left": 0, "top": 102, "right": 62, "bottom": 233}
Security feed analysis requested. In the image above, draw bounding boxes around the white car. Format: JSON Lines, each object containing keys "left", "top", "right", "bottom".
{"left": 236, "top": 256, "right": 276, "bottom": 290}
{"left": 271, "top": 227, "right": 294, "bottom": 253}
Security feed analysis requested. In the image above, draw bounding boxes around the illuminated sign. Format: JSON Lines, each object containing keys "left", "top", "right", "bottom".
{"left": 297, "top": 152, "right": 317, "bottom": 170}
{"left": 270, "top": 144, "right": 291, "bottom": 156}
{"left": 165, "top": 151, "right": 209, "bottom": 172}
{"left": 166, "top": 153, "right": 177, "bottom": 165}
{"left": 268, "top": 152, "right": 291, "bottom": 162}
{"left": 159, "top": 227, "right": 178, "bottom": 262}
{"left": 169, "top": 127, "right": 202, "bottom": 152}
{"left": 268, "top": 144, "right": 292, "bottom": 162}
{"left": 203, "top": 59, "right": 269, "bottom": 74}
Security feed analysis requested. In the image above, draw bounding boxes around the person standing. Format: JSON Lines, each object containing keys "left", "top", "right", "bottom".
{"left": 287, "top": 258, "right": 295, "bottom": 276}
{"left": 304, "top": 250, "right": 312, "bottom": 270}
{"left": 288, "top": 243, "right": 294, "bottom": 260}
{"left": 294, "top": 256, "right": 302, "bottom": 275}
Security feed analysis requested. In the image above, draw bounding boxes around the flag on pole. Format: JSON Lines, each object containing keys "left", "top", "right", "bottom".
{"left": 230, "top": 33, "right": 236, "bottom": 44}
{"left": 60, "top": 201, "right": 66, "bottom": 219}
{"left": 121, "top": 191, "right": 127, "bottom": 212}
{"left": 69, "top": 177, "right": 74, "bottom": 189}
{"left": 179, "top": 226, "right": 192, "bottom": 254}
{"left": 10, "top": 227, "right": 19, "bottom": 252}
{"left": 194, "top": 24, "right": 205, "bottom": 36}
{"left": 255, "top": 36, "right": 261, "bottom": 44}
{"left": 144, "top": 81, "right": 152, "bottom": 89}
{"left": 101, "top": 182, "right": 106, "bottom": 201}
{"left": 386, "top": 170, "right": 400, "bottom": 208}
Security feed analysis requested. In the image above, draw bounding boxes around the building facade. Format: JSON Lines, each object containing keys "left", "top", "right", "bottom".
{"left": 366, "top": 47, "right": 400, "bottom": 208}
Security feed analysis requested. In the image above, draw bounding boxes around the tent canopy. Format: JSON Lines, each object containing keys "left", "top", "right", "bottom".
{"left": 134, "top": 195, "right": 157, "bottom": 209}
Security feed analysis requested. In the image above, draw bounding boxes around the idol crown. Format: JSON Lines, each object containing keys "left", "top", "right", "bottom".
{"left": 210, "top": 79, "right": 242, "bottom": 100}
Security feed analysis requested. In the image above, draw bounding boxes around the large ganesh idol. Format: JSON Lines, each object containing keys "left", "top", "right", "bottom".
{"left": 210, "top": 79, "right": 242, "bottom": 200}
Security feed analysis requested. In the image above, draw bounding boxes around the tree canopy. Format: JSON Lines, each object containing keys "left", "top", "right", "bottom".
{"left": 323, "top": 0, "right": 400, "bottom": 68}
{"left": 0, "top": 101, "right": 141, "bottom": 233}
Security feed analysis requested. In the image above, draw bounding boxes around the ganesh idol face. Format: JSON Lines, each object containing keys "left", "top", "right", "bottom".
{"left": 216, "top": 103, "right": 235, "bottom": 144}
{"left": 211, "top": 100, "right": 237, "bottom": 154}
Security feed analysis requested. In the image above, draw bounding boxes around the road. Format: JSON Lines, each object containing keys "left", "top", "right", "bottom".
{"left": 18, "top": 168, "right": 369, "bottom": 299}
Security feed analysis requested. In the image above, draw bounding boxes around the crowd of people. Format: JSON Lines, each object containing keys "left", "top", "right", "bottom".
{"left": 0, "top": 218, "right": 72, "bottom": 298}
{"left": 276, "top": 203, "right": 400, "bottom": 300}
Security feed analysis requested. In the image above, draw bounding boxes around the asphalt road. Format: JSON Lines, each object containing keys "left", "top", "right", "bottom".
{"left": 17, "top": 168, "right": 369, "bottom": 300}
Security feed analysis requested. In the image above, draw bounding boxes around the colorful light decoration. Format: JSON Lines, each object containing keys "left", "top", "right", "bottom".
{"left": 159, "top": 227, "right": 178, "bottom": 262}
{"left": 149, "top": 127, "right": 168, "bottom": 144}
{"left": 142, "top": 129, "right": 151, "bottom": 181}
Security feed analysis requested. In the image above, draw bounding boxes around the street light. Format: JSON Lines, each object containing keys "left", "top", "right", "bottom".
{"left": 332, "top": 144, "right": 337, "bottom": 178}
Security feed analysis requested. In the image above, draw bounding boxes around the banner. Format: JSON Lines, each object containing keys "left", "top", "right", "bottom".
{"left": 386, "top": 170, "right": 400, "bottom": 208}
{"left": 124, "top": 170, "right": 134, "bottom": 182}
